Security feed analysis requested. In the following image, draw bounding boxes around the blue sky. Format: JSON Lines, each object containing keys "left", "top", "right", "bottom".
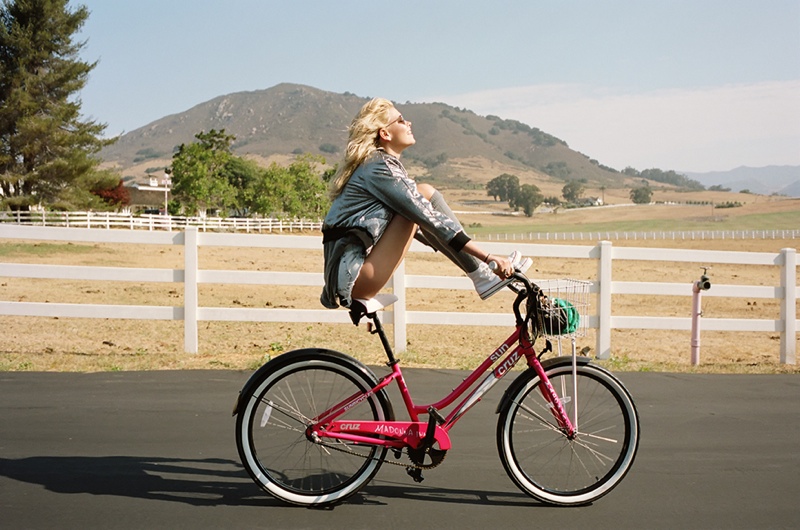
{"left": 76, "top": 0, "right": 800, "bottom": 173}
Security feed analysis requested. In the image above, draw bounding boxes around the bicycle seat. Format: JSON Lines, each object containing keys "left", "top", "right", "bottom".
{"left": 349, "top": 293, "right": 398, "bottom": 325}
{"left": 354, "top": 293, "right": 398, "bottom": 313}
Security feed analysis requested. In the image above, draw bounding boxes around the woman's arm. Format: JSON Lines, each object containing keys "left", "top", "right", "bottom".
{"left": 461, "top": 240, "right": 514, "bottom": 278}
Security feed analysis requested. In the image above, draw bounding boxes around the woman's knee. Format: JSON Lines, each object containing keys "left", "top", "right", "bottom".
{"left": 417, "top": 182, "right": 438, "bottom": 200}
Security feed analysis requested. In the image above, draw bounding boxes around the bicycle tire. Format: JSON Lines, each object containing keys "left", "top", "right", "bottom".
{"left": 235, "top": 348, "right": 393, "bottom": 506}
{"left": 497, "top": 361, "right": 639, "bottom": 506}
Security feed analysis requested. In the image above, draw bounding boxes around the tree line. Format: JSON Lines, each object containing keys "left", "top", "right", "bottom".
{"left": 623, "top": 167, "right": 704, "bottom": 190}
{"left": 169, "top": 129, "right": 330, "bottom": 218}
{"left": 486, "top": 173, "right": 656, "bottom": 214}
{"left": 485, "top": 174, "right": 544, "bottom": 216}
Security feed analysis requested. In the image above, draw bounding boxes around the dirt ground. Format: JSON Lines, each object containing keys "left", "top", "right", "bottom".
{"left": 1, "top": 232, "right": 797, "bottom": 374}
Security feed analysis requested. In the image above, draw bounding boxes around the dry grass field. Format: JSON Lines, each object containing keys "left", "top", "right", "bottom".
{"left": 1, "top": 196, "right": 798, "bottom": 374}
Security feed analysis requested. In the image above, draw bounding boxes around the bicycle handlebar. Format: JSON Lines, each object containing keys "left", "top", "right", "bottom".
{"left": 508, "top": 271, "right": 537, "bottom": 326}
{"left": 488, "top": 260, "right": 540, "bottom": 325}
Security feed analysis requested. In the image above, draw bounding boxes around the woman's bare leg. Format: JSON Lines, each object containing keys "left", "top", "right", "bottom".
{"left": 351, "top": 214, "right": 416, "bottom": 300}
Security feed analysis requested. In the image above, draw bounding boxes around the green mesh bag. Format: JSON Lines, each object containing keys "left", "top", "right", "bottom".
{"left": 542, "top": 297, "right": 579, "bottom": 335}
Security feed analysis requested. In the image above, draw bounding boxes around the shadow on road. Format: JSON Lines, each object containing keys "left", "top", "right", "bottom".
{"left": 0, "top": 455, "right": 273, "bottom": 507}
{"left": 0, "top": 455, "right": 540, "bottom": 509}
{"left": 358, "top": 482, "right": 540, "bottom": 507}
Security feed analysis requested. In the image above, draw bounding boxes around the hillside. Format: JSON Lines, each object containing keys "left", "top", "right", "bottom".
{"left": 685, "top": 166, "right": 800, "bottom": 197}
{"left": 99, "top": 83, "right": 629, "bottom": 191}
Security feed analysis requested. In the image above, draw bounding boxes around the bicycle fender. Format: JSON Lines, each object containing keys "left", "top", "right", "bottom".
{"left": 231, "top": 348, "right": 382, "bottom": 416}
{"left": 495, "top": 356, "right": 593, "bottom": 415}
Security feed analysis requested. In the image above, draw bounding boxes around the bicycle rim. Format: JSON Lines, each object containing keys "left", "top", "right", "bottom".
{"left": 237, "top": 355, "right": 389, "bottom": 506}
{"left": 498, "top": 363, "right": 639, "bottom": 505}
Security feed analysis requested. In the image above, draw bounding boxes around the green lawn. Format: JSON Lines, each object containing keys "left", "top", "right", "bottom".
{"left": 468, "top": 208, "right": 800, "bottom": 236}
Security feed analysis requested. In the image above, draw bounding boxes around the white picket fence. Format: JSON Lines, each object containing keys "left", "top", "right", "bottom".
{"left": 0, "top": 210, "right": 322, "bottom": 233}
{"left": 0, "top": 224, "right": 797, "bottom": 364}
{"left": 2, "top": 210, "right": 798, "bottom": 241}
{"left": 483, "top": 229, "right": 800, "bottom": 242}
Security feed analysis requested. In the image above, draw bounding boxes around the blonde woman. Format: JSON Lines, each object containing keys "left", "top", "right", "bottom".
{"left": 321, "top": 98, "right": 531, "bottom": 310}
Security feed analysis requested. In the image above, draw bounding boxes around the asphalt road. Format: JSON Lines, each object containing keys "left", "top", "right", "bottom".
{"left": 1, "top": 368, "right": 798, "bottom": 529}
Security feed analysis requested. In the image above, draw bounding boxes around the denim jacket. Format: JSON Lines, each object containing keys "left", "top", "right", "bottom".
{"left": 320, "top": 149, "right": 469, "bottom": 309}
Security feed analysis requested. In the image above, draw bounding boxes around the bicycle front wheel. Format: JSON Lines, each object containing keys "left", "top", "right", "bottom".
{"left": 235, "top": 349, "right": 393, "bottom": 507}
{"left": 497, "top": 362, "right": 639, "bottom": 506}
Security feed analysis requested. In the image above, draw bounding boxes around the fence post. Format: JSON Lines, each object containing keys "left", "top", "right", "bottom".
{"left": 780, "top": 247, "right": 797, "bottom": 364}
{"left": 390, "top": 261, "right": 407, "bottom": 353}
{"left": 184, "top": 227, "right": 199, "bottom": 354}
{"left": 596, "top": 241, "right": 613, "bottom": 359}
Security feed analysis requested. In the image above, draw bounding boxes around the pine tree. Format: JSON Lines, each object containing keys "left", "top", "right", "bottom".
{"left": 0, "top": 0, "right": 115, "bottom": 210}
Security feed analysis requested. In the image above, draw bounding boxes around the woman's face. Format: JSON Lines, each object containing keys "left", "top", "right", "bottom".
{"left": 379, "top": 108, "right": 415, "bottom": 156}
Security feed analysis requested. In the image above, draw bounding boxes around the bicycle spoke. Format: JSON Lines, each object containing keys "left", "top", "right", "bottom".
{"left": 257, "top": 397, "right": 311, "bottom": 430}
{"left": 578, "top": 428, "right": 619, "bottom": 445}
{"left": 266, "top": 384, "right": 314, "bottom": 424}
{"left": 513, "top": 400, "right": 565, "bottom": 435}
{"left": 571, "top": 437, "right": 616, "bottom": 465}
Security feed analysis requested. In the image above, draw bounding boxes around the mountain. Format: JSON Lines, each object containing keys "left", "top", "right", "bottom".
{"left": 781, "top": 180, "right": 800, "bottom": 197}
{"left": 101, "top": 83, "right": 798, "bottom": 198}
{"left": 684, "top": 166, "right": 800, "bottom": 197}
{"left": 99, "top": 83, "right": 624, "bottom": 189}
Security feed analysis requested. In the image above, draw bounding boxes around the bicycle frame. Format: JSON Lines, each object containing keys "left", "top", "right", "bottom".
{"left": 310, "top": 304, "right": 577, "bottom": 451}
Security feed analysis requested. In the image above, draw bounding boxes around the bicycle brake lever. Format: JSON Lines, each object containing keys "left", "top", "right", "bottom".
{"left": 538, "top": 339, "right": 553, "bottom": 360}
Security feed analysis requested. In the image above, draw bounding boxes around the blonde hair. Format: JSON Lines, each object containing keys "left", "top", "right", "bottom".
{"left": 329, "top": 97, "right": 396, "bottom": 199}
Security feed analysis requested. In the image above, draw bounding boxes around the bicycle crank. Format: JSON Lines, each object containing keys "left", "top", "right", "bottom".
{"left": 406, "top": 445, "right": 448, "bottom": 469}
{"left": 403, "top": 445, "right": 448, "bottom": 482}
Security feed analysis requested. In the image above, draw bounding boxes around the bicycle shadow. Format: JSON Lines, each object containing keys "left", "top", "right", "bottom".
{"left": 0, "top": 455, "right": 274, "bottom": 507}
{"left": 0, "top": 455, "right": 549, "bottom": 509}
{"left": 356, "top": 482, "right": 546, "bottom": 508}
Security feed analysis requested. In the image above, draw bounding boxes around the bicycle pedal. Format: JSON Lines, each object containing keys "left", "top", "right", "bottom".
{"left": 406, "top": 467, "right": 424, "bottom": 483}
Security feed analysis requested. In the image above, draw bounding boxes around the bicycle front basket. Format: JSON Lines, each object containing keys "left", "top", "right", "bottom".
{"left": 541, "top": 297, "right": 579, "bottom": 335}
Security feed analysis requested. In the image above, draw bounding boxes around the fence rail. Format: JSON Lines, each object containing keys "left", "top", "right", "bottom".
{"left": 0, "top": 211, "right": 322, "bottom": 233}
{"left": 0, "top": 225, "right": 797, "bottom": 364}
{"left": 2, "top": 211, "right": 799, "bottom": 241}
{"left": 481, "top": 229, "right": 800, "bottom": 242}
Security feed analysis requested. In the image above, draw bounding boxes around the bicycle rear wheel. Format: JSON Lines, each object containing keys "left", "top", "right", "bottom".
{"left": 235, "top": 349, "right": 393, "bottom": 506}
{"left": 497, "top": 362, "right": 639, "bottom": 506}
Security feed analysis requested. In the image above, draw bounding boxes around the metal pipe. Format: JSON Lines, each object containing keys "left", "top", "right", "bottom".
{"left": 691, "top": 281, "right": 703, "bottom": 365}
{"left": 691, "top": 269, "right": 711, "bottom": 365}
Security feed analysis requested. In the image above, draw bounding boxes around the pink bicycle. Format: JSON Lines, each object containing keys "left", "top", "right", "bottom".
{"left": 233, "top": 271, "right": 639, "bottom": 506}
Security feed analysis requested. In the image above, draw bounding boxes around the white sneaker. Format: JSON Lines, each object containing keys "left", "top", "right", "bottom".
{"left": 510, "top": 250, "right": 533, "bottom": 274}
{"left": 468, "top": 251, "right": 533, "bottom": 300}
